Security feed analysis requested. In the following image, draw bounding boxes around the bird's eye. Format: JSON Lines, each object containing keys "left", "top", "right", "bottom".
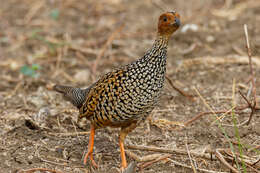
{"left": 163, "top": 16, "right": 167, "bottom": 22}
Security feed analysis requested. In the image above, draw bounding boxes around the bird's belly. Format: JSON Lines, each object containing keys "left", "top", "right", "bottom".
{"left": 90, "top": 99, "right": 155, "bottom": 128}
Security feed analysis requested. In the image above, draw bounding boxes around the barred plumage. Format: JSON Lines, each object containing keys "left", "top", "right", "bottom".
{"left": 50, "top": 11, "right": 180, "bottom": 170}
{"left": 79, "top": 37, "right": 169, "bottom": 128}
{"left": 53, "top": 85, "right": 90, "bottom": 109}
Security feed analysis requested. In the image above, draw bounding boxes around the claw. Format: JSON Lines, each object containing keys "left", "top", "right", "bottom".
{"left": 83, "top": 151, "right": 98, "bottom": 168}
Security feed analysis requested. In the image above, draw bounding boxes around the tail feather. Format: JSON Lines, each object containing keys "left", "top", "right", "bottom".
{"left": 53, "top": 85, "right": 88, "bottom": 109}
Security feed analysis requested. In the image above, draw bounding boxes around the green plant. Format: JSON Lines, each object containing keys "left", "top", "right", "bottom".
{"left": 50, "top": 9, "right": 60, "bottom": 20}
{"left": 20, "top": 64, "right": 41, "bottom": 78}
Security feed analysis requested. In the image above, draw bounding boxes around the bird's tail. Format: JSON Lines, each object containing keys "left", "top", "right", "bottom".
{"left": 48, "top": 84, "right": 87, "bottom": 109}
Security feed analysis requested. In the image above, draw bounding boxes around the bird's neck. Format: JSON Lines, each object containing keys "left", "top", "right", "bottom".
{"left": 128, "top": 34, "right": 170, "bottom": 74}
{"left": 142, "top": 35, "right": 169, "bottom": 65}
{"left": 153, "top": 35, "right": 170, "bottom": 49}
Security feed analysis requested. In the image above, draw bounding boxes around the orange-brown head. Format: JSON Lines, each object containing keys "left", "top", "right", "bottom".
{"left": 158, "top": 11, "right": 180, "bottom": 37}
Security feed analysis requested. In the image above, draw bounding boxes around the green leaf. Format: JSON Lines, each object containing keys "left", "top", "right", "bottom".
{"left": 31, "top": 64, "right": 40, "bottom": 70}
{"left": 20, "top": 64, "right": 41, "bottom": 77}
{"left": 20, "top": 65, "right": 35, "bottom": 77}
{"left": 50, "top": 9, "right": 59, "bottom": 20}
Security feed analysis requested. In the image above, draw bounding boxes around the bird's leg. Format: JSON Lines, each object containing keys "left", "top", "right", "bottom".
{"left": 83, "top": 124, "right": 98, "bottom": 168}
{"left": 119, "top": 122, "right": 137, "bottom": 171}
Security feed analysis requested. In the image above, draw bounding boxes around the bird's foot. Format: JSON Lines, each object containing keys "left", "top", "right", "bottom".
{"left": 121, "top": 162, "right": 137, "bottom": 173}
{"left": 83, "top": 152, "right": 98, "bottom": 168}
{"left": 120, "top": 162, "right": 127, "bottom": 172}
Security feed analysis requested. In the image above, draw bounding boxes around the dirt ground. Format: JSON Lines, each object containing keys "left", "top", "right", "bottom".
{"left": 0, "top": 0, "right": 259, "bottom": 173}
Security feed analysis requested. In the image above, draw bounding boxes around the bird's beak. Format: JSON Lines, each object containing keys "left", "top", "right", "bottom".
{"left": 173, "top": 18, "right": 181, "bottom": 27}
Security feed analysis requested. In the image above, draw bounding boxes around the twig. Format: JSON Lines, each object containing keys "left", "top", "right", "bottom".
{"left": 165, "top": 75, "right": 195, "bottom": 101}
{"left": 48, "top": 131, "right": 90, "bottom": 137}
{"left": 55, "top": 47, "right": 63, "bottom": 74}
{"left": 180, "top": 43, "right": 197, "bottom": 55}
{"left": 224, "top": 149, "right": 260, "bottom": 167}
{"left": 125, "top": 150, "right": 163, "bottom": 162}
{"left": 232, "top": 45, "right": 247, "bottom": 56}
{"left": 151, "top": 0, "right": 166, "bottom": 12}
{"left": 177, "top": 55, "right": 260, "bottom": 71}
{"left": 60, "top": 70, "right": 77, "bottom": 83}
{"left": 249, "top": 145, "right": 260, "bottom": 152}
{"left": 252, "top": 157, "right": 260, "bottom": 166}
{"left": 4, "top": 81, "right": 23, "bottom": 99}
{"left": 222, "top": 149, "right": 260, "bottom": 172}
{"left": 243, "top": 163, "right": 260, "bottom": 173}
{"left": 126, "top": 145, "right": 215, "bottom": 160}
{"left": 215, "top": 149, "right": 239, "bottom": 173}
{"left": 24, "top": 1, "right": 45, "bottom": 24}
{"left": 184, "top": 110, "right": 240, "bottom": 127}
{"left": 38, "top": 157, "right": 86, "bottom": 169}
{"left": 243, "top": 24, "right": 257, "bottom": 125}
{"left": 39, "top": 157, "right": 69, "bottom": 167}
{"left": 18, "top": 168, "right": 63, "bottom": 173}
{"left": 139, "top": 154, "right": 172, "bottom": 170}
{"left": 184, "top": 94, "right": 260, "bottom": 127}
{"left": 185, "top": 134, "right": 197, "bottom": 173}
{"left": 168, "top": 158, "right": 228, "bottom": 173}
{"left": 91, "top": 22, "right": 125, "bottom": 79}
{"left": 69, "top": 45, "right": 99, "bottom": 56}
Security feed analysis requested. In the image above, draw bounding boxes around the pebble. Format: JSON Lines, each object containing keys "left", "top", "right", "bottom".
{"left": 206, "top": 35, "right": 215, "bottom": 43}
{"left": 181, "top": 24, "right": 199, "bottom": 33}
{"left": 74, "top": 69, "right": 90, "bottom": 83}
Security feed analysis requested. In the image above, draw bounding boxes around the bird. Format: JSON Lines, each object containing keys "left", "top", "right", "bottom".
{"left": 50, "top": 11, "right": 180, "bottom": 171}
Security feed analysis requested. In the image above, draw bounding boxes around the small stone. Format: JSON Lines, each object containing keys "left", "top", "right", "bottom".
{"left": 33, "top": 107, "right": 50, "bottom": 123}
{"left": 74, "top": 69, "right": 90, "bottom": 83}
{"left": 206, "top": 35, "right": 215, "bottom": 43}
{"left": 10, "top": 61, "right": 20, "bottom": 70}
{"left": 181, "top": 24, "right": 199, "bottom": 33}
{"left": 28, "top": 155, "right": 33, "bottom": 160}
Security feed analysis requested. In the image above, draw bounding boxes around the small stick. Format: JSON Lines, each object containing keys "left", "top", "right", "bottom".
{"left": 223, "top": 149, "right": 260, "bottom": 171}
{"left": 248, "top": 145, "right": 260, "bottom": 152}
{"left": 139, "top": 154, "right": 172, "bottom": 170}
{"left": 215, "top": 149, "right": 239, "bottom": 173}
{"left": 180, "top": 43, "right": 197, "bottom": 55}
{"left": 243, "top": 163, "right": 260, "bottom": 173}
{"left": 238, "top": 90, "right": 257, "bottom": 127}
{"left": 18, "top": 168, "right": 63, "bottom": 173}
{"left": 24, "top": 1, "right": 45, "bottom": 24}
{"left": 165, "top": 75, "right": 195, "bottom": 101}
{"left": 91, "top": 22, "right": 125, "bottom": 80}
{"left": 126, "top": 145, "right": 215, "bottom": 160}
{"left": 184, "top": 88, "right": 259, "bottom": 127}
{"left": 185, "top": 134, "right": 197, "bottom": 173}
{"left": 244, "top": 24, "right": 257, "bottom": 125}
{"left": 4, "top": 81, "right": 23, "bottom": 99}
{"left": 168, "top": 158, "right": 228, "bottom": 173}
{"left": 39, "top": 157, "right": 69, "bottom": 167}
{"left": 151, "top": 0, "right": 165, "bottom": 12}
{"left": 48, "top": 131, "right": 90, "bottom": 137}
{"left": 125, "top": 150, "right": 163, "bottom": 162}
{"left": 55, "top": 47, "right": 63, "bottom": 74}
{"left": 60, "top": 70, "right": 76, "bottom": 83}
{"left": 184, "top": 110, "right": 241, "bottom": 127}
{"left": 224, "top": 149, "right": 260, "bottom": 167}
{"left": 252, "top": 157, "right": 260, "bottom": 166}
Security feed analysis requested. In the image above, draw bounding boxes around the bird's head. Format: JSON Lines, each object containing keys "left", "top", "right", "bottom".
{"left": 158, "top": 11, "right": 180, "bottom": 37}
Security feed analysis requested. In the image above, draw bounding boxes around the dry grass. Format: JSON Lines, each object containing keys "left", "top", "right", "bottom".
{"left": 0, "top": 0, "right": 259, "bottom": 173}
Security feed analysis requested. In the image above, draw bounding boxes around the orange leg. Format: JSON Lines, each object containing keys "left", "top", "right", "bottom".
{"left": 119, "top": 123, "right": 137, "bottom": 171}
{"left": 83, "top": 124, "right": 98, "bottom": 168}
{"left": 119, "top": 134, "right": 127, "bottom": 169}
